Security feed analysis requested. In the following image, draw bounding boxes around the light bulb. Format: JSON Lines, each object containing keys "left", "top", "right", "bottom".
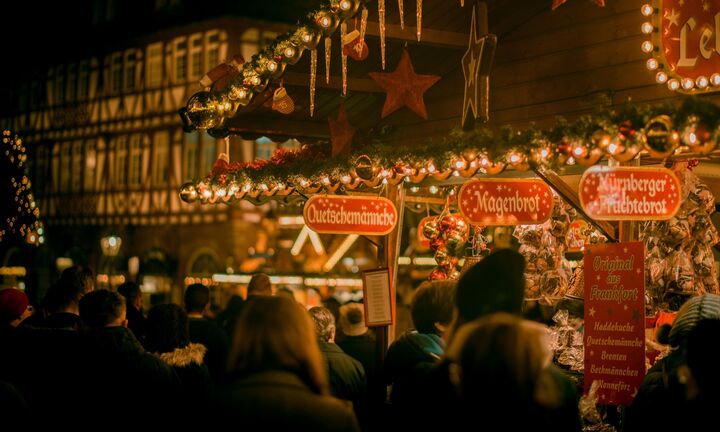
{"left": 655, "top": 71, "right": 667, "bottom": 83}
{"left": 667, "top": 79, "right": 680, "bottom": 90}
{"left": 641, "top": 4, "right": 653, "bottom": 16}
{"left": 427, "top": 163, "right": 436, "bottom": 173}
{"left": 647, "top": 58, "right": 659, "bottom": 70}
{"left": 641, "top": 41, "right": 654, "bottom": 53}
{"left": 641, "top": 22, "right": 654, "bottom": 34}
{"left": 429, "top": 185, "right": 439, "bottom": 194}
{"left": 284, "top": 47, "right": 296, "bottom": 58}
{"left": 682, "top": 77, "right": 694, "bottom": 90}
{"left": 696, "top": 76, "right": 709, "bottom": 89}
{"left": 711, "top": 73, "right": 720, "bottom": 86}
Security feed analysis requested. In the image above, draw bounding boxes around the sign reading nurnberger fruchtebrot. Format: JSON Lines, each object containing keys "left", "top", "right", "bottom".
{"left": 303, "top": 195, "right": 398, "bottom": 235}
{"left": 579, "top": 166, "right": 681, "bottom": 220}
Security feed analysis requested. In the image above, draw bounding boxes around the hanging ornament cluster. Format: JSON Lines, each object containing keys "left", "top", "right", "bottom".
{"left": 179, "top": 98, "right": 720, "bottom": 205}
{"left": 1, "top": 131, "right": 44, "bottom": 245}
{"left": 424, "top": 212, "right": 470, "bottom": 281}
{"left": 641, "top": 161, "right": 720, "bottom": 311}
{"left": 179, "top": 0, "right": 367, "bottom": 131}
{"left": 513, "top": 195, "right": 574, "bottom": 301}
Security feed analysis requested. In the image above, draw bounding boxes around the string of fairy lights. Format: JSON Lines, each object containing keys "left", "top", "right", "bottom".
{"left": 1, "top": 130, "right": 44, "bottom": 245}
{"left": 179, "top": 98, "right": 720, "bottom": 205}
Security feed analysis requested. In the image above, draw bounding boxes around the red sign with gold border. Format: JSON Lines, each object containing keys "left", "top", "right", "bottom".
{"left": 579, "top": 166, "right": 681, "bottom": 221}
{"left": 303, "top": 195, "right": 398, "bottom": 235}
{"left": 584, "top": 242, "right": 646, "bottom": 406}
{"left": 645, "top": 0, "right": 720, "bottom": 93}
{"left": 458, "top": 179, "right": 553, "bottom": 225}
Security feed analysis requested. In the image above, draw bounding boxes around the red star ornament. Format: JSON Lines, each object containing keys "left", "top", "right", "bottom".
{"left": 369, "top": 48, "right": 441, "bottom": 120}
{"left": 328, "top": 102, "right": 355, "bottom": 157}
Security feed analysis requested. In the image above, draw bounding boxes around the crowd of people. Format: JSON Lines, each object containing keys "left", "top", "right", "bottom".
{"left": 1, "top": 249, "right": 719, "bottom": 430}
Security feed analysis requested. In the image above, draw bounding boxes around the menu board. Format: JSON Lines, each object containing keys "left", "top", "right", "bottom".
{"left": 362, "top": 268, "right": 393, "bottom": 327}
{"left": 584, "top": 242, "right": 646, "bottom": 406}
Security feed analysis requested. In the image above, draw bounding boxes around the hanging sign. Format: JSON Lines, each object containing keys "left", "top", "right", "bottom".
{"left": 458, "top": 178, "right": 554, "bottom": 225}
{"left": 643, "top": 0, "right": 720, "bottom": 93}
{"left": 567, "top": 219, "right": 591, "bottom": 252}
{"left": 584, "top": 242, "right": 646, "bottom": 406}
{"left": 303, "top": 195, "right": 398, "bottom": 235}
{"left": 579, "top": 166, "right": 681, "bottom": 220}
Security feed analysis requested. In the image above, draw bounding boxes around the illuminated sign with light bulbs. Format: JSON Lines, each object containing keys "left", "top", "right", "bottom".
{"left": 642, "top": 1, "right": 720, "bottom": 93}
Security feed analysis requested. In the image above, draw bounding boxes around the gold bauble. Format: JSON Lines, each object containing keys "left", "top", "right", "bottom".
{"left": 644, "top": 115, "right": 679, "bottom": 158}
{"left": 185, "top": 91, "right": 224, "bottom": 130}
{"left": 353, "top": 155, "right": 378, "bottom": 180}
{"left": 331, "top": 0, "right": 361, "bottom": 18}
{"left": 314, "top": 8, "right": 340, "bottom": 36}
{"left": 179, "top": 182, "right": 198, "bottom": 203}
{"left": 294, "top": 25, "right": 322, "bottom": 50}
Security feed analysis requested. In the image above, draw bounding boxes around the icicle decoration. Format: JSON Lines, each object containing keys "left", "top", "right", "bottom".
{"left": 398, "top": 0, "right": 404, "bottom": 29}
{"left": 341, "top": 22, "right": 348, "bottom": 96}
{"left": 416, "top": 0, "right": 422, "bottom": 41}
{"left": 310, "top": 49, "right": 317, "bottom": 117}
{"left": 325, "top": 37, "right": 332, "bottom": 84}
{"left": 379, "top": 0, "right": 386, "bottom": 69}
{"left": 461, "top": 0, "right": 464, "bottom": 6}
{"left": 360, "top": 7, "right": 369, "bottom": 43}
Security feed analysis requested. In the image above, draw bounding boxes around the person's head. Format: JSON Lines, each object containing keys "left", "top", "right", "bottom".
{"left": 247, "top": 273, "right": 272, "bottom": 297}
{"left": 145, "top": 304, "right": 190, "bottom": 354}
{"left": 683, "top": 319, "right": 720, "bottom": 401}
{"left": 117, "top": 281, "right": 142, "bottom": 310}
{"left": 184, "top": 283, "right": 210, "bottom": 314}
{"left": 668, "top": 294, "right": 720, "bottom": 347}
{"left": 339, "top": 302, "right": 367, "bottom": 337}
{"left": 44, "top": 265, "right": 95, "bottom": 314}
{"left": 454, "top": 249, "right": 526, "bottom": 328}
{"left": 411, "top": 280, "right": 456, "bottom": 335}
{"left": 0, "top": 288, "right": 31, "bottom": 326}
{"left": 228, "top": 296, "right": 328, "bottom": 395}
{"left": 308, "top": 306, "right": 336, "bottom": 343}
{"left": 79, "top": 289, "right": 126, "bottom": 329}
{"left": 449, "top": 313, "right": 556, "bottom": 408}
{"left": 276, "top": 287, "right": 295, "bottom": 301}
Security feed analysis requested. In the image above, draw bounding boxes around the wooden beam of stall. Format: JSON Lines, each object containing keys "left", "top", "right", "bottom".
{"left": 532, "top": 166, "right": 617, "bottom": 242}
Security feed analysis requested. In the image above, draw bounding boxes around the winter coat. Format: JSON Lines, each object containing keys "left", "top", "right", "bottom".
{"left": 188, "top": 317, "right": 229, "bottom": 383}
{"left": 215, "top": 370, "right": 360, "bottom": 431}
{"left": 156, "top": 342, "right": 213, "bottom": 417}
{"left": 318, "top": 341, "right": 367, "bottom": 405}
{"left": 78, "top": 326, "right": 182, "bottom": 426}
{"left": 383, "top": 329, "right": 444, "bottom": 406}
{"left": 125, "top": 305, "right": 147, "bottom": 344}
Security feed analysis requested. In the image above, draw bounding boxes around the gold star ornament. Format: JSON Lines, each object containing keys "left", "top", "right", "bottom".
{"left": 461, "top": 3, "right": 496, "bottom": 130}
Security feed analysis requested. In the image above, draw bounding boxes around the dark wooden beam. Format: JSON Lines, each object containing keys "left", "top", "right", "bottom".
{"left": 364, "top": 21, "right": 469, "bottom": 48}
{"left": 282, "top": 71, "right": 384, "bottom": 92}
{"left": 533, "top": 165, "right": 617, "bottom": 242}
{"left": 226, "top": 115, "right": 329, "bottom": 140}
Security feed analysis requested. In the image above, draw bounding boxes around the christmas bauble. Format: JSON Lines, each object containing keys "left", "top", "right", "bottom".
{"left": 331, "top": 0, "right": 361, "bottom": 18}
{"left": 430, "top": 237, "right": 446, "bottom": 252}
{"left": 180, "top": 182, "right": 198, "bottom": 203}
{"left": 434, "top": 249, "right": 450, "bottom": 267}
{"left": 185, "top": 91, "right": 224, "bottom": 130}
{"left": 314, "top": 8, "right": 340, "bottom": 36}
{"left": 429, "top": 268, "right": 449, "bottom": 281}
{"left": 644, "top": 115, "right": 679, "bottom": 158}
{"left": 423, "top": 219, "right": 439, "bottom": 240}
{"left": 353, "top": 155, "right": 378, "bottom": 181}
{"left": 227, "top": 84, "right": 254, "bottom": 106}
{"left": 439, "top": 215, "right": 458, "bottom": 231}
{"left": 682, "top": 118, "right": 716, "bottom": 154}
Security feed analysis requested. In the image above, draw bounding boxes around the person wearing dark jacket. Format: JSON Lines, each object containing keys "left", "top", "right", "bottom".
{"left": 117, "top": 281, "right": 147, "bottom": 343}
{"left": 215, "top": 296, "right": 359, "bottom": 431}
{"left": 384, "top": 279, "right": 454, "bottom": 419}
{"left": 184, "top": 283, "right": 229, "bottom": 384}
{"left": 146, "top": 303, "right": 213, "bottom": 420}
{"left": 78, "top": 290, "right": 181, "bottom": 427}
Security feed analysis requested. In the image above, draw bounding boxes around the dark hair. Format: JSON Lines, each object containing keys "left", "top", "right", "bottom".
{"left": 146, "top": 304, "right": 190, "bottom": 354}
{"left": 685, "top": 319, "right": 720, "bottom": 397}
{"left": 184, "top": 283, "right": 210, "bottom": 313}
{"left": 247, "top": 273, "right": 272, "bottom": 296}
{"left": 43, "top": 265, "right": 95, "bottom": 312}
{"left": 456, "top": 248, "right": 526, "bottom": 324}
{"left": 228, "top": 296, "right": 328, "bottom": 395}
{"left": 79, "top": 290, "right": 125, "bottom": 328}
{"left": 411, "top": 280, "right": 456, "bottom": 334}
{"left": 117, "top": 282, "right": 141, "bottom": 304}
{"left": 308, "top": 306, "right": 335, "bottom": 342}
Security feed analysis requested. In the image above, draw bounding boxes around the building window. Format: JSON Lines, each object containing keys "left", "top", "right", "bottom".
{"left": 77, "top": 61, "right": 89, "bottom": 100}
{"left": 201, "top": 132, "right": 217, "bottom": 177}
{"left": 153, "top": 131, "right": 169, "bottom": 186}
{"left": 110, "top": 52, "right": 123, "bottom": 93}
{"left": 255, "top": 136, "right": 276, "bottom": 160}
{"left": 174, "top": 38, "right": 188, "bottom": 83}
{"left": 206, "top": 31, "right": 221, "bottom": 72}
{"left": 240, "top": 28, "right": 260, "bottom": 66}
{"left": 66, "top": 63, "right": 76, "bottom": 103}
{"left": 183, "top": 132, "right": 199, "bottom": 179}
{"left": 116, "top": 135, "right": 128, "bottom": 187}
{"left": 146, "top": 43, "right": 163, "bottom": 88}
{"left": 55, "top": 66, "right": 65, "bottom": 106}
{"left": 124, "top": 50, "right": 136, "bottom": 91}
{"left": 129, "top": 134, "right": 143, "bottom": 187}
{"left": 71, "top": 141, "right": 83, "bottom": 192}
{"left": 189, "top": 33, "right": 203, "bottom": 81}
{"left": 85, "top": 140, "right": 96, "bottom": 192}
{"left": 60, "top": 142, "right": 72, "bottom": 192}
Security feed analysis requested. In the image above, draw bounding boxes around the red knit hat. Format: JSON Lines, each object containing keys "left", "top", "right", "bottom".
{"left": 0, "top": 288, "right": 29, "bottom": 323}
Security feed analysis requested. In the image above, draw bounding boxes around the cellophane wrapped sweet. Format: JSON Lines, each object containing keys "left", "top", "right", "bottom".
{"left": 580, "top": 381, "right": 617, "bottom": 432}
{"left": 515, "top": 195, "right": 574, "bottom": 300}
{"left": 549, "top": 309, "right": 584, "bottom": 372}
{"left": 640, "top": 162, "right": 719, "bottom": 312}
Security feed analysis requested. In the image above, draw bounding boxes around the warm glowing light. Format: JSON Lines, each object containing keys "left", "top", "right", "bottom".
{"left": 299, "top": 179, "right": 310, "bottom": 188}
{"left": 711, "top": 73, "right": 720, "bottom": 86}
{"left": 429, "top": 185, "right": 439, "bottom": 194}
{"left": 566, "top": 156, "right": 576, "bottom": 165}
{"left": 453, "top": 170, "right": 460, "bottom": 177}
{"left": 641, "top": 4, "right": 653, "bottom": 16}
{"left": 410, "top": 186, "right": 419, "bottom": 193}
{"left": 243, "top": 183, "right": 252, "bottom": 192}
{"left": 682, "top": 77, "right": 694, "bottom": 90}
{"left": 646, "top": 58, "right": 659, "bottom": 70}
{"left": 341, "top": 175, "right": 351, "bottom": 183}
{"left": 607, "top": 143, "right": 619, "bottom": 154}
{"left": 216, "top": 188, "right": 226, "bottom": 197}
{"left": 480, "top": 157, "right": 489, "bottom": 167}
{"left": 427, "top": 163, "right": 436, "bottom": 173}
{"left": 655, "top": 71, "right": 667, "bottom": 83}
{"left": 267, "top": 61, "right": 278, "bottom": 72}
{"left": 322, "top": 176, "right": 331, "bottom": 185}
{"left": 380, "top": 169, "right": 389, "bottom": 178}
{"left": 284, "top": 47, "right": 296, "bottom": 58}
{"left": 667, "top": 79, "right": 680, "bottom": 90}
{"left": 320, "top": 16, "right": 331, "bottom": 27}
{"left": 340, "top": 0, "right": 352, "bottom": 10}
{"left": 323, "top": 235, "right": 359, "bottom": 272}
{"left": 641, "top": 41, "right": 654, "bottom": 53}
{"left": 201, "top": 189, "right": 212, "bottom": 198}
{"left": 573, "top": 146, "right": 585, "bottom": 157}
{"left": 260, "top": 183, "right": 269, "bottom": 191}
{"left": 508, "top": 153, "right": 521, "bottom": 164}
{"left": 455, "top": 160, "right": 465, "bottom": 169}
{"left": 540, "top": 148, "right": 550, "bottom": 159}
{"left": 641, "top": 22, "right": 654, "bottom": 34}
{"left": 696, "top": 76, "right": 709, "bottom": 89}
